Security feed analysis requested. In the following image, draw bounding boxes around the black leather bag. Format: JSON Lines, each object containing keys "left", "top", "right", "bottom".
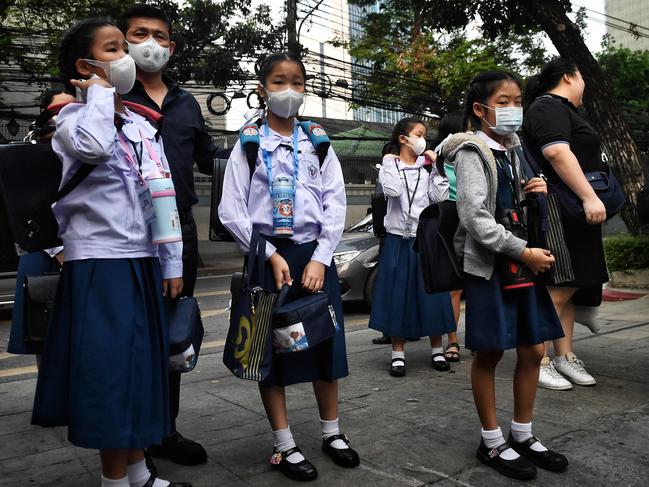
{"left": 167, "top": 296, "right": 205, "bottom": 373}
{"left": 271, "top": 285, "right": 337, "bottom": 354}
{"left": 209, "top": 158, "right": 235, "bottom": 242}
{"left": 22, "top": 273, "right": 60, "bottom": 343}
{"left": 0, "top": 143, "right": 94, "bottom": 252}
{"left": 414, "top": 202, "right": 463, "bottom": 293}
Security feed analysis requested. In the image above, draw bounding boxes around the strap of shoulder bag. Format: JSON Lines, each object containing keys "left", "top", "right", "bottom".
{"left": 54, "top": 163, "right": 95, "bottom": 202}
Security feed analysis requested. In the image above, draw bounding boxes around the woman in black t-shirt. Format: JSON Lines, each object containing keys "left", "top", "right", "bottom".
{"left": 523, "top": 59, "right": 608, "bottom": 392}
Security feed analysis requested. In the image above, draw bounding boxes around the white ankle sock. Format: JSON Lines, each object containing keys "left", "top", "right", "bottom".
{"left": 101, "top": 475, "right": 129, "bottom": 487}
{"left": 126, "top": 459, "right": 170, "bottom": 487}
{"left": 554, "top": 354, "right": 567, "bottom": 364}
{"left": 481, "top": 427, "right": 520, "bottom": 461}
{"left": 511, "top": 420, "right": 548, "bottom": 452}
{"left": 432, "top": 347, "right": 445, "bottom": 362}
{"left": 320, "top": 417, "right": 349, "bottom": 450}
{"left": 391, "top": 350, "right": 405, "bottom": 367}
{"left": 272, "top": 427, "right": 305, "bottom": 464}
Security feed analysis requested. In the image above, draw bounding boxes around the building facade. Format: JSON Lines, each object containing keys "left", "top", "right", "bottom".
{"left": 605, "top": 0, "right": 649, "bottom": 50}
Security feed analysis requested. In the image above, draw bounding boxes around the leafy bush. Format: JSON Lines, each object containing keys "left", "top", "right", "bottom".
{"left": 604, "top": 235, "right": 649, "bottom": 272}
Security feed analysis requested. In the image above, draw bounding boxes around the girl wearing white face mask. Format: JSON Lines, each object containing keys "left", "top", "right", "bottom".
{"left": 31, "top": 19, "right": 188, "bottom": 487}
{"left": 368, "top": 117, "right": 457, "bottom": 377}
{"left": 219, "top": 52, "right": 358, "bottom": 482}
{"left": 441, "top": 71, "right": 567, "bottom": 480}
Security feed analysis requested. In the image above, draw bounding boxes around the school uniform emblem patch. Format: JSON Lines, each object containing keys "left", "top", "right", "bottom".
{"left": 308, "top": 165, "right": 318, "bottom": 179}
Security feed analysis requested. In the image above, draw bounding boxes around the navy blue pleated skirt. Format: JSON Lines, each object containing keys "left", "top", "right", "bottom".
{"left": 31, "top": 258, "right": 170, "bottom": 449}
{"left": 463, "top": 271, "right": 564, "bottom": 351}
{"left": 368, "top": 233, "right": 456, "bottom": 339}
{"left": 260, "top": 236, "right": 348, "bottom": 387}
{"left": 8, "top": 251, "right": 59, "bottom": 355}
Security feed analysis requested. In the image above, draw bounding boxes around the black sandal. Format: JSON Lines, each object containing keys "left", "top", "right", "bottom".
{"left": 444, "top": 342, "right": 461, "bottom": 362}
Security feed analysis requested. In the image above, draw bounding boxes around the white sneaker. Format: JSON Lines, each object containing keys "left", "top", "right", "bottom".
{"left": 538, "top": 356, "right": 573, "bottom": 390}
{"left": 553, "top": 352, "right": 597, "bottom": 386}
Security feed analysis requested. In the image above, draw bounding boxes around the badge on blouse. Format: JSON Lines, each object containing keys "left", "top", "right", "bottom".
{"left": 137, "top": 184, "right": 156, "bottom": 224}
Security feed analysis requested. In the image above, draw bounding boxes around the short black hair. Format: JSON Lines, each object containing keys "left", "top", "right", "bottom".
{"left": 118, "top": 4, "right": 172, "bottom": 36}
{"left": 463, "top": 71, "right": 522, "bottom": 130}
{"left": 58, "top": 18, "right": 115, "bottom": 92}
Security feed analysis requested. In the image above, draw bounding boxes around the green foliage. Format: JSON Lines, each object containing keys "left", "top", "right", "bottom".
{"left": 346, "top": 2, "right": 550, "bottom": 114}
{"left": 597, "top": 44, "right": 649, "bottom": 110}
{"left": 0, "top": 0, "right": 283, "bottom": 89}
{"left": 604, "top": 235, "right": 649, "bottom": 272}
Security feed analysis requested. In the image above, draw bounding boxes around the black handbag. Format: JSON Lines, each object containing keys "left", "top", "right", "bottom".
{"left": 223, "top": 231, "right": 277, "bottom": 381}
{"left": 549, "top": 165, "right": 625, "bottom": 221}
{"left": 209, "top": 157, "right": 235, "bottom": 242}
{"left": 0, "top": 143, "right": 94, "bottom": 252}
{"left": 167, "top": 296, "right": 205, "bottom": 373}
{"left": 271, "top": 285, "right": 337, "bottom": 353}
{"left": 371, "top": 188, "right": 388, "bottom": 239}
{"left": 22, "top": 273, "right": 60, "bottom": 343}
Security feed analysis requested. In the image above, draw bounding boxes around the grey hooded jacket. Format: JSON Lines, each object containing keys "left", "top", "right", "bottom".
{"left": 441, "top": 132, "right": 527, "bottom": 279}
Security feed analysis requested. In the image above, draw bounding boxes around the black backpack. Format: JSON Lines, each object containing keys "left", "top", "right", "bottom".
{"left": 413, "top": 201, "right": 463, "bottom": 293}
{"left": 370, "top": 181, "right": 388, "bottom": 239}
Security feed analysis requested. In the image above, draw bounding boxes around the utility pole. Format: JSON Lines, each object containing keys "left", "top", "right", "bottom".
{"left": 287, "top": 0, "right": 299, "bottom": 55}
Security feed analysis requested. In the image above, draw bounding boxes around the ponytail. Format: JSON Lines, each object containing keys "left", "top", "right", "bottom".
{"left": 523, "top": 58, "right": 578, "bottom": 111}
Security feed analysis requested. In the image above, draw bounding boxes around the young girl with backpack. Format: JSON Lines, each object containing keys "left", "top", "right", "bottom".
{"left": 30, "top": 18, "right": 188, "bottom": 487}
{"left": 441, "top": 71, "right": 568, "bottom": 480}
{"left": 368, "top": 117, "right": 456, "bottom": 377}
{"left": 218, "top": 52, "right": 359, "bottom": 482}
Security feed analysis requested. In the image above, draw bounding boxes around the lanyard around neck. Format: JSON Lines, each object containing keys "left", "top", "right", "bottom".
{"left": 261, "top": 123, "right": 300, "bottom": 195}
{"left": 401, "top": 164, "right": 421, "bottom": 215}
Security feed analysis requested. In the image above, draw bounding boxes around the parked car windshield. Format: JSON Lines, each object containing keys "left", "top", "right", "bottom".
{"left": 346, "top": 214, "right": 374, "bottom": 233}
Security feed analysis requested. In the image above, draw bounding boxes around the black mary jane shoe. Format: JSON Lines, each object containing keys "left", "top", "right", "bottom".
{"left": 507, "top": 433, "right": 568, "bottom": 472}
{"left": 431, "top": 353, "right": 451, "bottom": 372}
{"left": 322, "top": 434, "right": 360, "bottom": 468}
{"left": 476, "top": 440, "right": 537, "bottom": 480}
{"left": 390, "top": 358, "right": 406, "bottom": 377}
{"left": 149, "top": 431, "right": 207, "bottom": 466}
{"left": 270, "top": 446, "right": 318, "bottom": 482}
{"left": 143, "top": 476, "right": 191, "bottom": 487}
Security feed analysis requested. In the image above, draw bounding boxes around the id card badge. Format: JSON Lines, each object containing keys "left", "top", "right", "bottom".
{"left": 403, "top": 214, "right": 414, "bottom": 239}
{"left": 137, "top": 184, "right": 156, "bottom": 224}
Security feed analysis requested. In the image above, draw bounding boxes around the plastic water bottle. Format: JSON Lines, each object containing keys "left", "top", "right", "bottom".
{"left": 272, "top": 176, "right": 294, "bottom": 237}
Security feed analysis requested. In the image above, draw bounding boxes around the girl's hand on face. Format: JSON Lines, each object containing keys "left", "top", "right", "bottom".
{"left": 269, "top": 252, "right": 292, "bottom": 290}
{"left": 162, "top": 277, "right": 184, "bottom": 299}
{"left": 520, "top": 248, "right": 555, "bottom": 275}
{"left": 302, "top": 260, "right": 325, "bottom": 293}
{"left": 523, "top": 177, "right": 547, "bottom": 195}
{"left": 70, "top": 78, "right": 112, "bottom": 91}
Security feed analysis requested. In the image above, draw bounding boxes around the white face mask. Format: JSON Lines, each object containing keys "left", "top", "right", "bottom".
{"left": 405, "top": 135, "right": 427, "bottom": 156}
{"left": 128, "top": 37, "right": 170, "bottom": 73}
{"left": 85, "top": 54, "right": 137, "bottom": 94}
{"left": 263, "top": 86, "right": 305, "bottom": 119}
{"left": 481, "top": 104, "right": 523, "bottom": 135}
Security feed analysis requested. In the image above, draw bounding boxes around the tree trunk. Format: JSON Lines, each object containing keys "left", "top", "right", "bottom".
{"left": 530, "top": 2, "right": 647, "bottom": 235}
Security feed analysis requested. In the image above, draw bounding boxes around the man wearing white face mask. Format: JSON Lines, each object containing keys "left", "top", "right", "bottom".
{"left": 120, "top": 4, "right": 230, "bottom": 468}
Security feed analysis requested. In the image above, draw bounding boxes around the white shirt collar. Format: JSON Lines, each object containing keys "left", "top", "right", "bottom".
{"left": 476, "top": 130, "right": 507, "bottom": 152}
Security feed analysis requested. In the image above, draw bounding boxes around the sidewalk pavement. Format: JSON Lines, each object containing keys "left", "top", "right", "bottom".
{"left": 1, "top": 292, "right": 648, "bottom": 487}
